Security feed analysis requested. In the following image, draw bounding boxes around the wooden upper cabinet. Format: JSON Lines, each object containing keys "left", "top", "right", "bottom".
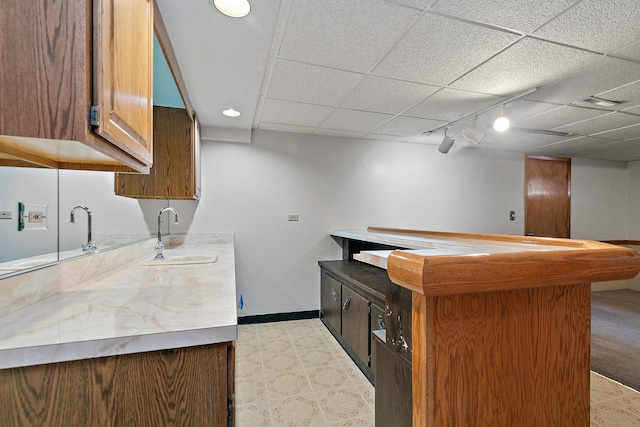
{"left": 0, "top": 0, "right": 153, "bottom": 173}
{"left": 93, "top": 0, "right": 153, "bottom": 165}
{"left": 115, "top": 107, "right": 201, "bottom": 200}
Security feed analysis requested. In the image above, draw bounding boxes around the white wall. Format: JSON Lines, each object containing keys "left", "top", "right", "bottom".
{"left": 169, "top": 130, "right": 631, "bottom": 317}
{"left": 571, "top": 158, "right": 628, "bottom": 240}
{"left": 0, "top": 167, "right": 58, "bottom": 262}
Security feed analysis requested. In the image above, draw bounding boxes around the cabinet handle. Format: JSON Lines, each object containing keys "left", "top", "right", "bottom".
{"left": 377, "top": 314, "right": 385, "bottom": 330}
{"left": 331, "top": 287, "right": 339, "bottom": 303}
{"left": 342, "top": 297, "right": 351, "bottom": 312}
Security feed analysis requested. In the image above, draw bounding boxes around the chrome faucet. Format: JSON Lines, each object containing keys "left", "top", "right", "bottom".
{"left": 70, "top": 205, "right": 97, "bottom": 252}
{"left": 155, "top": 207, "right": 179, "bottom": 259}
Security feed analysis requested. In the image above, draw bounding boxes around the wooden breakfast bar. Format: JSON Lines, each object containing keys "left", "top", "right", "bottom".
{"left": 340, "top": 227, "right": 640, "bottom": 427}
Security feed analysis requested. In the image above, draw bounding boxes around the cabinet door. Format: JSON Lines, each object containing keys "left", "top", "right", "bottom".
{"left": 370, "top": 304, "right": 385, "bottom": 379}
{"left": 375, "top": 339, "right": 412, "bottom": 427}
{"left": 341, "top": 286, "right": 369, "bottom": 364}
{"left": 320, "top": 272, "right": 342, "bottom": 334}
{"left": 93, "top": 0, "right": 154, "bottom": 165}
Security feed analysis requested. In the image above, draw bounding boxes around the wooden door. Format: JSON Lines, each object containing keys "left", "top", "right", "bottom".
{"left": 524, "top": 156, "right": 571, "bottom": 238}
{"left": 93, "top": 0, "right": 154, "bottom": 165}
{"left": 320, "top": 272, "right": 342, "bottom": 335}
{"left": 341, "top": 286, "right": 370, "bottom": 364}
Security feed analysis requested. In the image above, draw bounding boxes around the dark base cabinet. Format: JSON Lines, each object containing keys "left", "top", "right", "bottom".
{"left": 374, "top": 332, "right": 412, "bottom": 427}
{"left": 319, "top": 260, "right": 388, "bottom": 383}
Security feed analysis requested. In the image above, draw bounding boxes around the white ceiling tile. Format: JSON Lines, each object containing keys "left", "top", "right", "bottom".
{"left": 373, "top": 116, "right": 448, "bottom": 137}
{"left": 267, "top": 59, "right": 364, "bottom": 106}
{"left": 614, "top": 41, "right": 640, "bottom": 61}
{"left": 404, "top": 88, "right": 504, "bottom": 121}
{"left": 498, "top": 133, "right": 573, "bottom": 148}
{"left": 277, "top": 0, "right": 420, "bottom": 72}
{"left": 565, "top": 140, "right": 640, "bottom": 162}
{"left": 340, "top": 76, "right": 440, "bottom": 114}
{"left": 474, "top": 142, "right": 531, "bottom": 153}
{"left": 269, "top": 0, "right": 294, "bottom": 57}
{"left": 259, "top": 123, "right": 315, "bottom": 134}
{"left": 432, "top": 0, "right": 579, "bottom": 33}
{"left": 539, "top": 136, "right": 613, "bottom": 152}
{"left": 515, "top": 106, "right": 606, "bottom": 129}
{"left": 494, "top": 100, "right": 562, "bottom": 122}
{"left": 592, "top": 123, "right": 640, "bottom": 141}
{"left": 320, "top": 109, "right": 394, "bottom": 133}
{"left": 593, "top": 81, "right": 640, "bottom": 111}
{"left": 259, "top": 99, "right": 335, "bottom": 127}
{"left": 313, "top": 128, "right": 366, "bottom": 138}
{"left": 373, "top": 13, "right": 520, "bottom": 86}
{"left": 451, "top": 38, "right": 600, "bottom": 95}
{"left": 534, "top": 0, "right": 640, "bottom": 54}
{"left": 365, "top": 133, "right": 426, "bottom": 143}
{"left": 525, "top": 57, "right": 640, "bottom": 105}
{"left": 554, "top": 111, "right": 640, "bottom": 135}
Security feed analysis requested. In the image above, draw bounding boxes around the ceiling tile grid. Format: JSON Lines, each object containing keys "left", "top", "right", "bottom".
{"left": 431, "top": 0, "right": 580, "bottom": 33}
{"left": 266, "top": 59, "right": 364, "bottom": 106}
{"left": 163, "top": 0, "right": 640, "bottom": 161}
{"left": 450, "top": 37, "right": 601, "bottom": 95}
{"left": 339, "top": 76, "right": 441, "bottom": 115}
{"left": 276, "top": 0, "right": 421, "bottom": 72}
{"left": 533, "top": 0, "right": 640, "bottom": 54}
{"left": 319, "top": 109, "right": 395, "bottom": 133}
{"left": 553, "top": 111, "right": 640, "bottom": 136}
{"left": 372, "top": 12, "right": 521, "bottom": 86}
{"left": 404, "top": 89, "right": 504, "bottom": 122}
{"left": 259, "top": 98, "right": 335, "bottom": 128}
{"left": 372, "top": 116, "right": 448, "bottom": 137}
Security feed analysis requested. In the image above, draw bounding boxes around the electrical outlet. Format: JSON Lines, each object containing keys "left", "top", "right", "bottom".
{"left": 29, "top": 211, "right": 45, "bottom": 222}
{"left": 509, "top": 210, "right": 516, "bottom": 221}
{"left": 288, "top": 214, "right": 299, "bottom": 221}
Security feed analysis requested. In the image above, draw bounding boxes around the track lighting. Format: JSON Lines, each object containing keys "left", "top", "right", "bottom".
{"left": 438, "top": 128, "right": 455, "bottom": 154}
{"left": 493, "top": 106, "right": 510, "bottom": 132}
{"left": 462, "top": 117, "right": 485, "bottom": 144}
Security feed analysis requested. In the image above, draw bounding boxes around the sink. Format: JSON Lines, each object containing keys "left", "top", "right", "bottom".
{"left": 139, "top": 254, "right": 218, "bottom": 266}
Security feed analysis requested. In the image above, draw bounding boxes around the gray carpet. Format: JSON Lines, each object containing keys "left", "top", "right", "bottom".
{"left": 591, "top": 289, "right": 640, "bottom": 391}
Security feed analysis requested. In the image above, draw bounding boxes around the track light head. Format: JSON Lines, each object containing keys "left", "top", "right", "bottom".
{"left": 438, "top": 129, "right": 455, "bottom": 154}
{"left": 462, "top": 117, "right": 486, "bottom": 144}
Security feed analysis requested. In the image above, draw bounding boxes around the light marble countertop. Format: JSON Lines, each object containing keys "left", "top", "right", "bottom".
{"left": 0, "top": 234, "right": 237, "bottom": 370}
{"left": 334, "top": 228, "right": 577, "bottom": 270}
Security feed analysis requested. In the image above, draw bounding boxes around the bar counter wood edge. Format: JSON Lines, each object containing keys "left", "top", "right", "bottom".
{"left": 364, "top": 227, "right": 640, "bottom": 427}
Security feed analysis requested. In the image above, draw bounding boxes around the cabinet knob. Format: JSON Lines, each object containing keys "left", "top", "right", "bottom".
{"left": 342, "top": 297, "right": 351, "bottom": 311}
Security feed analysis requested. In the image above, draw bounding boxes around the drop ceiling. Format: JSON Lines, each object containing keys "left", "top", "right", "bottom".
{"left": 157, "top": 0, "right": 640, "bottom": 162}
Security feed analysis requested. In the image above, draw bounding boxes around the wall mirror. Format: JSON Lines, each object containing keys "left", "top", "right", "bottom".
{"left": 0, "top": 29, "right": 187, "bottom": 279}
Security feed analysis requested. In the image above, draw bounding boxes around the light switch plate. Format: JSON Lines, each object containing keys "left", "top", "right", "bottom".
{"left": 0, "top": 211, "right": 11, "bottom": 219}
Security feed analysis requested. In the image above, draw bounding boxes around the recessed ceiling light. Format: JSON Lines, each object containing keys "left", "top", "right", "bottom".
{"left": 222, "top": 108, "right": 241, "bottom": 117}
{"left": 582, "top": 96, "right": 623, "bottom": 107}
{"left": 210, "top": 0, "right": 251, "bottom": 18}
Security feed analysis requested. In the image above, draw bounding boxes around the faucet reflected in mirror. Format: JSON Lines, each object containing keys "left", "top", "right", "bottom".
{"left": 155, "top": 207, "right": 179, "bottom": 259}
{"left": 70, "top": 205, "right": 97, "bottom": 252}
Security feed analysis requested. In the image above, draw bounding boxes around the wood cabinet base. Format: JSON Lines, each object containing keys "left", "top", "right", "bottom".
{"left": 0, "top": 343, "right": 235, "bottom": 427}
{"left": 412, "top": 284, "right": 590, "bottom": 426}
